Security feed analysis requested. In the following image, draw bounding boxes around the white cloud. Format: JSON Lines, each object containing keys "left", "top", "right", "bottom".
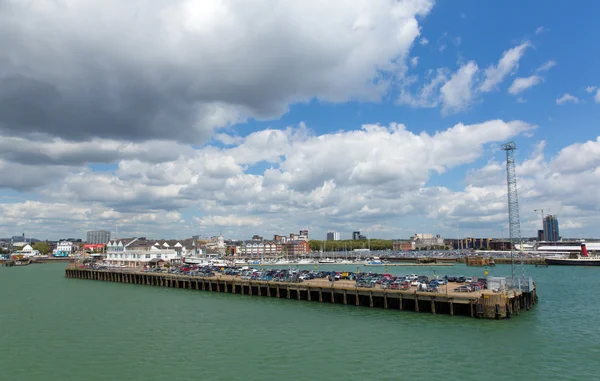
{"left": 480, "top": 42, "right": 530, "bottom": 92}
{"left": 595, "top": 89, "right": 600, "bottom": 103}
{"left": 536, "top": 60, "right": 556, "bottom": 72}
{"left": 508, "top": 75, "right": 543, "bottom": 95}
{"left": 0, "top": 0, "right": 434, "bottom": 143}
{"left": 193, "top": 215, "right": 262, "bottom": 227}
{"left": 397, "top": 69, "right": 448, "bottom": 108}
{"left": 0, "top": 119, "right": 536, "bottom": 239}
{"left": 410, "top": 57, "right": 419, "bottom": 67}
{"left": 556, "top": 93, "right": 580, "bottom": 105}
{"left": 440, "top": 61, "right": 479, "bottom": 114}
{"left": 420, "top": 37, "right": 429, "bottom": 45}
{"left": 585, "top": 86, "right": 597, "bottom": 93}
{"left": 516, "top": 97, "right": 527, "bottom": 103}
{"left": 535, "top": 26, "right": 547, "bottom": 35}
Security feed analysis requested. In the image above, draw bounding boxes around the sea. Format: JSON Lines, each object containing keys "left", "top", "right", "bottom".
{"left": 0, "top": 263, "right": 598, "bottom": 381}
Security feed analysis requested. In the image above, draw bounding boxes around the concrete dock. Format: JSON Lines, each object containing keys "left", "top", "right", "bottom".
{"left": 65, "top": 267, "right": 537, "bottom": 320}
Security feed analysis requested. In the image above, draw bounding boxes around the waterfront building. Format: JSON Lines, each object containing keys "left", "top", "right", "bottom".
{"left": 543, "top": 215, "right": 560, "bottom": 242}
{"left": 326, "top": 231, "right": 341, "bottom": 241}
{"left": 238, "top": 240, "right": 281, "bottom": 257}
{"left": 105, "top": 248, "right": 180, "bottom": 267}
{"left": 53, "top": 241, "right": 74, "bottom": 255}
{"left": 86, "top": 230, "right": 111, "bottom": 244}
{"left": 282, "top": 240, "right": 310, "bottom": 256}
{"left": 392, "top": 241, "right": 415, "bottom": 251}
{"left": 411, "top": 234, "right": 445, "bottom": 249}
{"left": 452, "top": 237, "right": 493, "bottom": 250}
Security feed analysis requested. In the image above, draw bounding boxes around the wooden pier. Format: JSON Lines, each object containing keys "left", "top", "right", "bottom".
{"left": 64, "top": 268, "right": 537, "bottom": 320}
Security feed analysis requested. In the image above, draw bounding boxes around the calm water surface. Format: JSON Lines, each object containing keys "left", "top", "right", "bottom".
{"left": 1, "top": 263, "right": 598, "bottom": 381}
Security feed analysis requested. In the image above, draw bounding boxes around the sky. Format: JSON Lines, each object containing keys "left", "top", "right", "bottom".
{"left": 1, "top": 0, "right": 599, "bottom": 241}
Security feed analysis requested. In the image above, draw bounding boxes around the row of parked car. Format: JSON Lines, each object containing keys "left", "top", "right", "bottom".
{"left": 140, "top": 264, "right": 489, "bottom": 293}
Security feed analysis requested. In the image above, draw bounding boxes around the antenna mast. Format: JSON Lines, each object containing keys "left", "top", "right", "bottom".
{"left": 501, "top": 141, "right": 525, "bottom": 282}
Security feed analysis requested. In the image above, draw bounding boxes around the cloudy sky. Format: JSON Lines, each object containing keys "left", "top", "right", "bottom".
{"left": 1, "top": 0, "right": 599, "bottom": 241}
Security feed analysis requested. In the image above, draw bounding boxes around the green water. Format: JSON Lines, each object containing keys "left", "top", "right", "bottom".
{"left": 1, "top": 263, "right": 598, "bottom": 381}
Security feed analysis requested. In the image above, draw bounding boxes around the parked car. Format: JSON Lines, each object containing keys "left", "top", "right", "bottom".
{"left": 453, "top": 285, "right": 471, "bottom": 292}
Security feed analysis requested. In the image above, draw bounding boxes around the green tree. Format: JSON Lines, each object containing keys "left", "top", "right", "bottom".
{"left": 32, "top": 242, "right": 50, "bottom": 255}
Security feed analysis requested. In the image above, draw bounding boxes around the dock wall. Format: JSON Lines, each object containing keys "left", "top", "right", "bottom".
{"left": 64, "top": 268, "right": 537, "bottom": 320}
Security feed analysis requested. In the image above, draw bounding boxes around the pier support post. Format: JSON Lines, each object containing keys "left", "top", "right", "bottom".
{"left": 267, "top": 285, "right": 271, "bottom": 297}
{"left": 286, "top": 286, "right": 290, "bottom": 299}
{"left": 331, "top": 289, "right": 335, "bottom": 304}
{"left": 355, "top": 292, "right": 359, "bottom": 306}
{"left": 399, "top": 294, "right": 403, "bottom": 311}
{"left": 276, "top": 285, "right": 280, "bottom": 298}
{"left": 470, "top": 301, "right": 474, "bottom": 318}
{"left": 383, "top": 292, "right": 388, "bottom": 309}
{"left": 216, "top": 280, "right": 220, "bottom": 292}
{"left": 449, "top": 300, "right": 454, "bottom": 316}
{"left": 431, "top": 298, "right": 436, "bottom": 314}
{"left": 319, "top": 289, "right": 322, "bottom": 303}
{"left": 209, "top": 281, "right": 212, "bottom": 291}
{"left": 307, "top": 289, "right": 311, "bottom": 301}
{"left": 258, "top": 284, "right": 262, "bottom": 296}
{"left": 369, "top": 292, "right": 373, "bottom": 308}
{"left": 297, "top": 289, "right": 300, "bottom": 300}
{"left": 343, "top": 291, "right": 347, "bottom": 305}
{"left": 414, "top": 294, "right": 419, "bottom": 312}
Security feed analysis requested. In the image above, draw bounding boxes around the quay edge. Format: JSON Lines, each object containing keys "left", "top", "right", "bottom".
{"left": 64, "top": 268, "right": 537, "bottom": 320}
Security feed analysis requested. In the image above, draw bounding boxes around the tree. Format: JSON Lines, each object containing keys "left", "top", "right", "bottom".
{"left": 33, "top": 242, "right": 50, "bottom": 255}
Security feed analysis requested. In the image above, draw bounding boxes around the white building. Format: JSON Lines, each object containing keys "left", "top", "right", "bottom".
{"left": 326, "top": 232, "right": 341, "bottom": 241}
{"left": 14, "top": 244, "right": 40, "bottom": 257}
{"left": 104, "top": 240, "right": 187, "bottom": 267}
{"left": 53, "top": 241, "right": 74, "bottom": 255}
{"left": 105, "top": 249, "right": 181, "bottom": 267}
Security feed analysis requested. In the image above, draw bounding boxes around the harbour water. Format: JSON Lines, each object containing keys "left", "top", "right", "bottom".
{"left": 1, "top": 263, "right": 598, "bottom": 380}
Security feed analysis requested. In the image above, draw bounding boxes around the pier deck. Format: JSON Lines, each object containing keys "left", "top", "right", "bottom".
{"left": 64, "top": 268, "right": 537, "bottom": 320}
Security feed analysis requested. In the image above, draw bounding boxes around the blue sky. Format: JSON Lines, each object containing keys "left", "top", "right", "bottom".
{"left": 0, "top": 0, "right": 599, "bottom": 241}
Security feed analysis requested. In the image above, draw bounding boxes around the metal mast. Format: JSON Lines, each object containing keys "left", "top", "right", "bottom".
{"left": 501, "top": 141, "right": 524, "bottom": 281}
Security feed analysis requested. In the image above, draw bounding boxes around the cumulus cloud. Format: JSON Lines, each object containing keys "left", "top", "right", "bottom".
{"left": 585, "top": 86, "right": 597, "bottom": 93}
{"left": 556, "top": 93, "right": 580, "bottom": 105}
{"left": 440, "top": 62, "right": 479, "bottom": 114}
{"left": 480, "top": 42, "right": 530, "bottom": 92}
{"left": 507, "top": 61, "right": 555, "bottom": 95}
{"left": 0, "top": 0, "right": 433, "bottom": 144}
{"left": 400, "top": 41, "right": 533, "bottom": 114}
{"left": 0, "top": 119, "right": 537, "bottom": 238}
{"left": 595, "top": 89, "right": 600, "bottom": 104}
{"left": 194, "top": 215, "right": 262, "bottom": 227}
{"left": 508, "top": 75, "right": 543, "bottom": 95}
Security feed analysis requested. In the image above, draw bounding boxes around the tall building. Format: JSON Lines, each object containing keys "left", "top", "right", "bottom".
{"left": 537, "top": 230, "right": 544, "bottom": 241}
{"left": 86, "top": 230, "right": 111, "bottom": 244}
{"left": 352, "top": 231, "right": 361, "bottom": 240}
{"left": 543, "top": 215, "right": 560, "bottom": 241}
{"left": 326, "top": 231, "right": 341, "bottom": 241}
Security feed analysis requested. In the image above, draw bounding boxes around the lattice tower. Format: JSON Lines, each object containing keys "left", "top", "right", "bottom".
{"left": 501, "top": 141, "right": 525, "bottom": 281}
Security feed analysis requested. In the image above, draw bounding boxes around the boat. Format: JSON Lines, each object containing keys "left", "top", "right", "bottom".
{"left": 318, "top": 258, "right": 335, "bottom": 264}
{"left": 364, "top": 257, "right": 385, "bottom": 266}
{"left": 545, "top": 243, "right": 600, "bottom": 266}
{"left": 184, "top": 254, "right": 227, "bottom": 267}
{"left": 297, "top": 259, "right": 314, "bottom": 265}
